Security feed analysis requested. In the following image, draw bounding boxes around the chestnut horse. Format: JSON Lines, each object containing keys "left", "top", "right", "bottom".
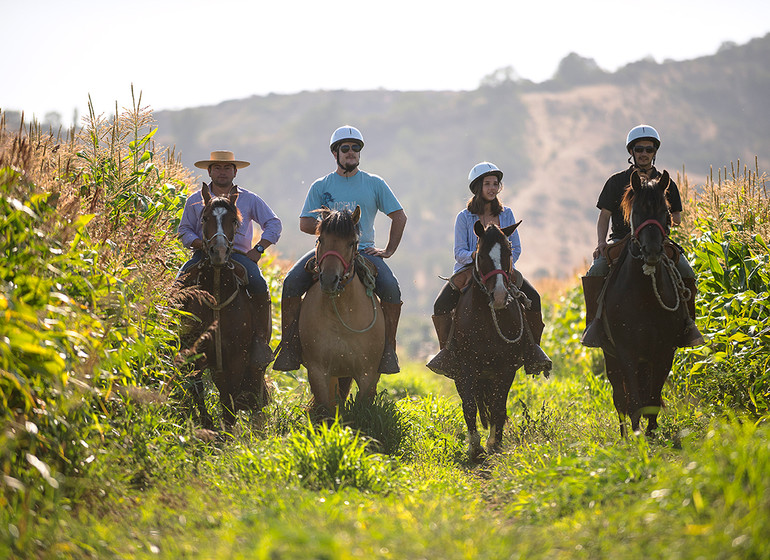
{"left": 600, "top": 170, "right": 691, "bottom": 437}
{"left": 179, "top": 184, "right": 269, "bottom": 429}
{"left": 452, "top": 221, "right": 542, "bottom": 460}
{"left": 298, "top": 206, "right": 385, "bottom": 415}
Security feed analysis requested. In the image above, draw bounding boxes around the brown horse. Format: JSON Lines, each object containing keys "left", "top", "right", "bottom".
{"left": 298, "top": 206, "right": 385, "bottom": 415}
{"left": 179, "top": 184, "right": 270, "bottom": 430}
{"left": 450, "top": 221, "right": 544, "bottom": 460}
{"left": 600, "top": 170, "right": 692, "bottom": 437}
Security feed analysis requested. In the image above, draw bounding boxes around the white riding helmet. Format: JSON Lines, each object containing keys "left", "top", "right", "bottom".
{"left": 468, "top": 162, "right": 503, "bottom": 193}
{"left": 626, "top": 125, "right": 661, "bottom": 153}
{"left": 330, "top": 126, "right": 365, "bottom": 152}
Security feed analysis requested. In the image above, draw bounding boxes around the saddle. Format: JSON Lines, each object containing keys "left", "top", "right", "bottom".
{"left": 604, "top": 234, "right": 681, "bottom": 266}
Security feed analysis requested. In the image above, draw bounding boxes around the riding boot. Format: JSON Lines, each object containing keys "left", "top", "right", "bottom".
{"left": 250, "top": 291, "right": 275, "bottom": 369}
{"left": 426, "top": 313, "right": 462, "bottom": 379}
{"left": 378, "top": 301, "right": 402, "bottom": 374}
{"left": 522, "top": 310, "right": 552, "bottom": 378}
{"left": 273, "top": 295, "right": 303, "bottom": 371}
{"left": 581, "top": 275, "right": 608, "bottom": 348}
{"left": 678, "top": 277, "right": 705, "bottom": 347}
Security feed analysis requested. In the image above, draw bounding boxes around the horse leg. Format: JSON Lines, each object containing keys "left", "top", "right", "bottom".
{"left": 605, "top": 354, "right": 631, "bottom": 439}
{"left": 486, "top": 373, "right": 514, "bottom": 453}
{"left": 355, "top": 372, "right": 380, "bottom": 406}
{"left": 456, "top": 374, "right": 483, "bottom": 461}
{"left": 307, "top": 368, "right": 334, "bottom": 419}
{"left": 642, "top": 352, "right": 674, "bottom": 438}
{"left": 221, "top": 391, "right": 237, "bottom": 431}
{"left": 189, "top": 370, "right": 214, "bottom": 431}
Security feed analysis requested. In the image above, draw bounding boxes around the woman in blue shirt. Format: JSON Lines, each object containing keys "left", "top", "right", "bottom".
{"left": 428, "top": 162, "right": 549, "bottom": 378}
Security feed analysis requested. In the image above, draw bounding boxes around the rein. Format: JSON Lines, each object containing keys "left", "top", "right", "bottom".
{"left": 316, "top": 250, "right": 379, "bottom": 333}
{"left": 472, "top": 258, "right": 528, "bottom": 345}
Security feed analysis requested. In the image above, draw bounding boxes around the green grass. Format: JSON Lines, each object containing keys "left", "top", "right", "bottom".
{"left": 2, "top": 108, "right": 768, "bottom": 559}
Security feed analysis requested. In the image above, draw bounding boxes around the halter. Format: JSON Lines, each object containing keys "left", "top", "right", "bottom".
{"left": 472, "top": 243, "right": 529, "bottom": 344}
{"left": 316, "top": 248, "right": 379, "bottom": 333}
{"left": 633, "top": 218, "right": 667, "bottom": 239}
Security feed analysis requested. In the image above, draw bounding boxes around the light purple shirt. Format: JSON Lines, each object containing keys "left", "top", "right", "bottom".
{"left": 453, "top": 207, "right": 522, "bottom": 273}
{"left": 177, "top": 185, "right": 282, "bottom": 253}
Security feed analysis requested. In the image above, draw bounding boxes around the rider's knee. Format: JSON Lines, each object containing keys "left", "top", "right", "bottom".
{"left": 586, "top": 256, "right": 609, "bottom": 277}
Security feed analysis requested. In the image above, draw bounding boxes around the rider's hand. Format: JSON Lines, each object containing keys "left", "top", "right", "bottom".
{"left": 593, "top": 241, "right": 608, "bottom": 260}
{"left": 246, "top": 248, "right": 262, "bottom": 263}
{"left": 363, "top": 246, "right": 392, "bottom": 258}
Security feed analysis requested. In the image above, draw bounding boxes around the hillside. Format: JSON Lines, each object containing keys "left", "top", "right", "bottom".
{"left": 152, "top": 34, "right": 770, "bottom": 314}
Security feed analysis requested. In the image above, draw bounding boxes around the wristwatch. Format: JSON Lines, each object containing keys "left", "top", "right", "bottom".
{"left": 255, "top": 244, "right": 265, "bottom": 254}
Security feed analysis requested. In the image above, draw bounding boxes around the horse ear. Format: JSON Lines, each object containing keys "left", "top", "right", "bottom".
{"left": 202, "top": 182, "right": 211, "bottom": 204}
{"left": 630, "top": 170, "right": 642, "bottom": 191}
{"left": 658, "top": 170, "right": 670, "bottom": 192}
{"left": 229, "top": 190, "right": 239, "bottom": 206}
{"left": 352, "top": 205, "right": 361, "bottom": 224}
{"left": 474, "top": 219, "right": 485, "bottom": 238}
{"left": 502, "top": 220, "right": 522, "bottom": 237}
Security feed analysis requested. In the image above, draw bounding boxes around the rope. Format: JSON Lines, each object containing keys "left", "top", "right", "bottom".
{"left": 327, "top": 253, "right": 379, "bottom": 334}
{"left": 643, "top": 254, "right": 689, "bottom": 312}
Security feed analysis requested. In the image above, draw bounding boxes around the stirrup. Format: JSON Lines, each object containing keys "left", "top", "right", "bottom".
{"left": 679, "top": 321, "right": 705, "bottom": 347}
{"left": 581, "top": 318, "right": 607, "bottom": 348}
{"left": 378, "top": 345, "right": 400, "bottom": 374}
{"left": 426, "top": 348, "right": 462, "bottom": 379}
{"left": 524, "top": 346, "right": 552, "bottom": 378}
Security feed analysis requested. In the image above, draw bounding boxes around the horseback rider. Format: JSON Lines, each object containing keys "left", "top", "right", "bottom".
{"left": 176, "top": 150, "right": 282, "bottom": 366}
{"left": 428, "top": 162, "right": 552, "bottom": 378}
{"left": 273, "top": 126, "right": 408, "bottom": 373}
{"left": 581, "top": 125, "right": 704, "bottom": 348}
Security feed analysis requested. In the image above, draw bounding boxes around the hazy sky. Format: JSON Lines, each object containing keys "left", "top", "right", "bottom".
{"left": 3, "top": 0, "right": 770, "bottom": 122}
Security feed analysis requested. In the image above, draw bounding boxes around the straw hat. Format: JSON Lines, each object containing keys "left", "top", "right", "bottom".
{"left": 194, "top": 150, "right": 250, "bottom": 169}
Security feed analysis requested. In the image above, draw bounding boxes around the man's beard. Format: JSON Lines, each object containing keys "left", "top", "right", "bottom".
{"left": 342, "top": 161, "right": 359, "bottom": 173}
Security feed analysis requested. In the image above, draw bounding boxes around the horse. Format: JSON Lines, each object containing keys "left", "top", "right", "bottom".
{"left": 298, "top": 206, "right": 385, "bottom": 415}
{"left": 450, "top": 221, "right": 544, "bottom": 460}
{"left": 178, "top": 184, "right": 270, "bottom": 430}
{"left": 599, "top": 169, "right": 692, "bottom": 437}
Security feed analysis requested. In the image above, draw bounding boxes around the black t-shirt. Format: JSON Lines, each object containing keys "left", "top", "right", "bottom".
{"left": 597, "top": 166, "right": 683, "bottom": 241}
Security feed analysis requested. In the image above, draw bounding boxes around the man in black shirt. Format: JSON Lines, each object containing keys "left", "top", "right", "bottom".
{"left": 581, "top": 125, "right": 704, "bottom": 348}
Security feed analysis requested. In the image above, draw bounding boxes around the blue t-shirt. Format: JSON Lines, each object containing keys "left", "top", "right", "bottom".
{"left": 300, "top": 170, "right": 403, "bottom": 249}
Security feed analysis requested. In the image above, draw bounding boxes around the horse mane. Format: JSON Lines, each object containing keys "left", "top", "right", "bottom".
{"left": 209, "top": 196, "right": 243, "bottom": 227}
{"left": 315, "top": 206, "right": 360, "bottom": 242}
{"left": 620, "top": 175, "right": 670, "bottom": 224}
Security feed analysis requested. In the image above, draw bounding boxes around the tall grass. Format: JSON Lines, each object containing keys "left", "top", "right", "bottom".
{"left": 672, "top": 159, "right": 770, "bottom": 417}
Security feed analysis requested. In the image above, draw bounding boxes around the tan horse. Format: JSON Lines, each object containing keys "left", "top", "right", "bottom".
{"left": 298, "top": 206, "right": 385, "bottom": 415}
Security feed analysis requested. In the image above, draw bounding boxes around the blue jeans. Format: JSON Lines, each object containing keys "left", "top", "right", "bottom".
{"left": 178, "top": 250, "right": 268, "bottom": 293}
{"left": 282, "top": 249, "right": 401, "bottom": 303}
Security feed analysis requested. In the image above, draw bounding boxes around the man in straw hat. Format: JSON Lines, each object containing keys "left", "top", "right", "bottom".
{"left": 177, "top": 150, "right": 282, "bottom": 366}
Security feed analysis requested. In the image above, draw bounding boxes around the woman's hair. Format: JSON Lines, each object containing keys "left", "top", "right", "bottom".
{"left": 467, "top": 185, "right": 504, "bottom": 216}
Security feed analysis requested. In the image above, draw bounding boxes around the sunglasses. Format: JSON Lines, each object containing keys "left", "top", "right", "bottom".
{"left": 633, "top": 145, "right": 657, "bottom": 154}
{"left": 339, "top": 144, "right": 362, "bottom": 153}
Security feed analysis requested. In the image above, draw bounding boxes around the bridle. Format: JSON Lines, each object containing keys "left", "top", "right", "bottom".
{"left": 315, "top": 242, "right": 379, "bottom": 333}
{"left": 472, "top": 241, "right": 529, "bottom": 344}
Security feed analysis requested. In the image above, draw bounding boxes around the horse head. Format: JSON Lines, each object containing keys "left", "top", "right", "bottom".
{"left": 201, "top": 183, "right": 242, "bottom": 267}
{"left": 624, "top": 170, "right": 671, "bottom": 266}
{"left": 315, "top": 206, "right": 361, "bottom": 294}
{"left": 473, "top": 220, "right": 521, "bottom": 309}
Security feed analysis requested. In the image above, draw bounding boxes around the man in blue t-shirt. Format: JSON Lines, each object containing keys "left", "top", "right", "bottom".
{"left": 273, "top": 126, "right": 408, "bottom": 373}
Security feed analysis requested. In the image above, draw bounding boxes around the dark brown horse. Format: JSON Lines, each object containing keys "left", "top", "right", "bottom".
{"left": 451, "top": 221, "right": 544, "bottom": 460}
{"left": 179, "top": 184, "right": 270, "bottom": 429}
{"left": 298, "top": 206, "right": 385, "bottom": 416}
{"left": 600, "top": 170, "right": 692, "bottom": 437}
